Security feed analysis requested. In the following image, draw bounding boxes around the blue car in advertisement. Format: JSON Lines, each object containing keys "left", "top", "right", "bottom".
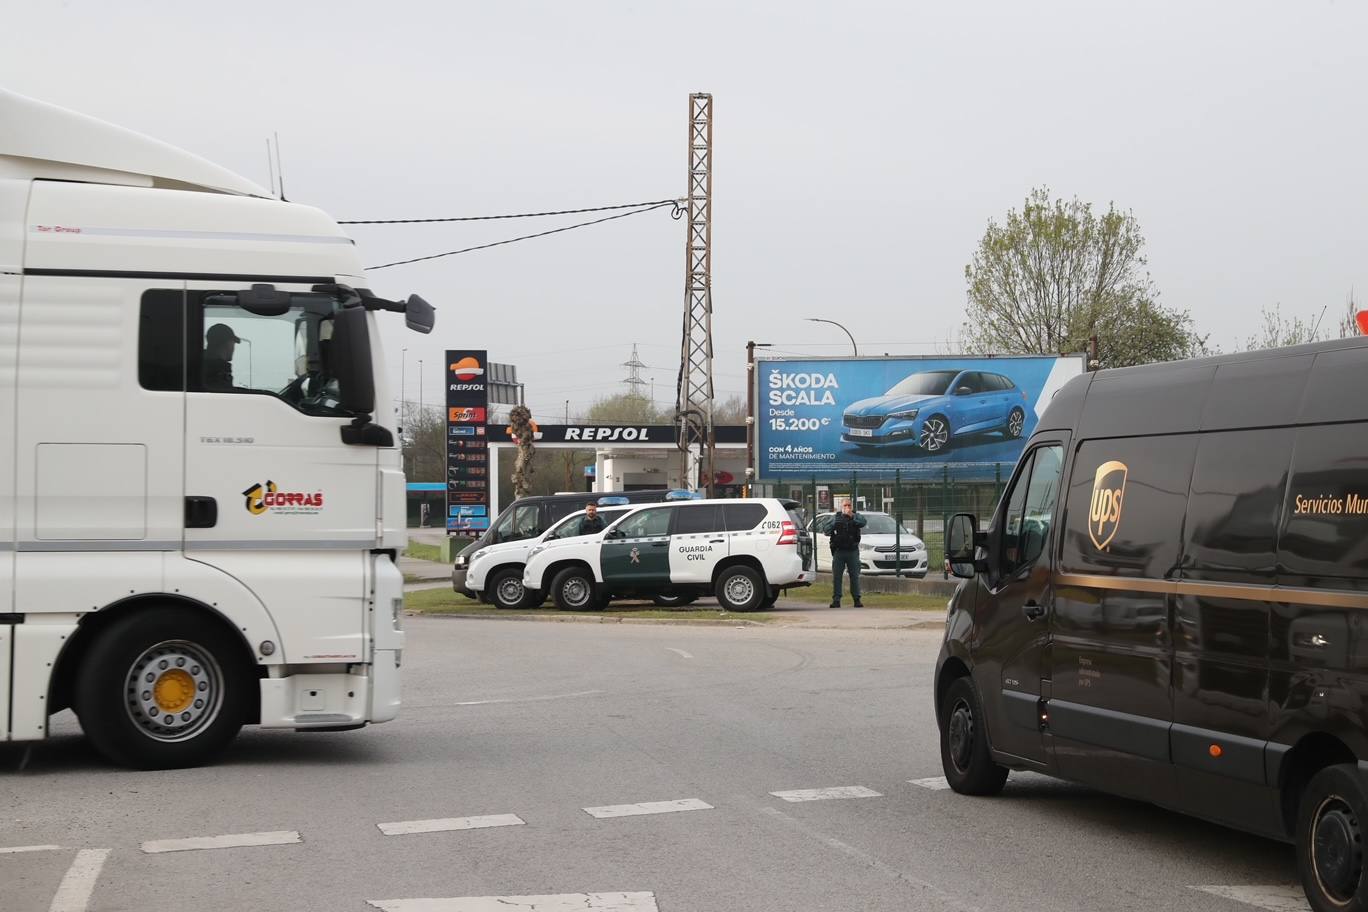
{"left": 840, "top": 368, "right": 1028, "bottom": 453}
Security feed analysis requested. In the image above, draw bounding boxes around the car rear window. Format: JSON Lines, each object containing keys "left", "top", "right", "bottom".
{"left": 723, "top": 503, "right": 768, "bottom": 531}
{"left": 673, "top": 504, "right": 722, "bottom": 535}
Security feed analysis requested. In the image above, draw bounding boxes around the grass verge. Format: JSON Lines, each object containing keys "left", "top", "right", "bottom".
{"left": 403, "top": 542, "right": 442, "bottom": 563}
{"left": 404, "top": 587, "right": 776, "bottom": 622}
{"left": 782, "top": 580, "right": 947, "bottom": 611}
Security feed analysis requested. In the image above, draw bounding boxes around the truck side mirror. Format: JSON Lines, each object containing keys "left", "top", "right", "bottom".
{"left": 331, "top": 307, "right": 374, "bottom": 414}
{"left": 947, "top": 513, "right": 979, "bottom": 579}
{"left": 405, "top": 294, "right": 435, "bottom": 334}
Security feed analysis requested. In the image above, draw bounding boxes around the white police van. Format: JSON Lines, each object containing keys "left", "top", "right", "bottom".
{"left": 466, "top": 506, "right": 631, "bottom": 608}
{"left": 522, "top": 499, "right": 815, "bottom": 612}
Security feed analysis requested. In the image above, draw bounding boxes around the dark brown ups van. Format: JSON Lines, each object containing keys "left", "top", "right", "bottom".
{"left": 936, "top": 337, "right": 1368, "bottom": 912}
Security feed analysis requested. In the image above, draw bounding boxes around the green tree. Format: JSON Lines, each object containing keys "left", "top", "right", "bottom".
{"left": 963, "top": 187, "right": 1207, "bottom": 368}
{"left": 585, "top": 393, "right": 669, "bottom": 424}
{"left": 1243, "top": 303, "right": 1321, "bottom": 351}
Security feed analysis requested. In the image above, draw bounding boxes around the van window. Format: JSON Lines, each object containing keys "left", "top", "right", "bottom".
{"left": 1280, "top": 423, "right": 1368, "bottom": 581}
{"left": 547, "top": 508, "right": 628, "bottom": 540}
{"left": 1061, "top": 436, "right": 1198, "bottom": 578}
{"left": 1182, "top": 429, "right": 1291, "bottom": 582}
{"left": 723, "top": 503, "right": 768, "bottom": 531}
{"left": 493, "top": 504, "right": 540, "bottom": 543}
{"left": 545, "top": 501, "right": 582, "bottom": 524}
{"left": 1000, "top": 446, "right": 1063, "bottom": 576}
{"left": 613, "top": 507, "right": 673, "bottom": 539}
{"left": 673, "top": 504, "right": 722, "bottom": 535}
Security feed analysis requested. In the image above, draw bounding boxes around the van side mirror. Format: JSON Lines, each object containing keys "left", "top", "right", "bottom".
{"left": 947, "top": 513, "right": 980, "bottom": 579}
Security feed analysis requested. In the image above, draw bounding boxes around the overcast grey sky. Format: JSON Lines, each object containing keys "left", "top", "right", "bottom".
{"left": 5, "top": 0, "right": 1365, "bottom": 422}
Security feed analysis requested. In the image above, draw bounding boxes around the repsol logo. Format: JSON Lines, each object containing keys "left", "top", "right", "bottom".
{"left": 449, "top": 383, "right": 485, "bottom": 392}
{"left": 1088, "top": 460, "right": 1128, "bottom": 550}
{"left": 768, "top": 370, "right": 839, "bottom": 406}
{"left": 565, "top": 427, "right": 653, "bottom": 441}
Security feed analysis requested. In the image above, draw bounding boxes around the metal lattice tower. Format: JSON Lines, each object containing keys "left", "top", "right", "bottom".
{"left": 620, "top": 344, "right": 649, "bottom": 399}
{"left": 677, "top": 92, "right": 715, "bottom": 495}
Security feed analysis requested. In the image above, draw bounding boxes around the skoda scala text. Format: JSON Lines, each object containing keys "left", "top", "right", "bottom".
{"left": 841, "top": 369, "right": 1027, "bottom": 453}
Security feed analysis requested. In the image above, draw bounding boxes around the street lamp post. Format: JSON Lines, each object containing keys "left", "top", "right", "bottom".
{"left": 805, "top": 318, "right": 858, "bottom": 356}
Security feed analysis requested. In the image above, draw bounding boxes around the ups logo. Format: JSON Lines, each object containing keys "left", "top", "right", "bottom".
{"left": 1088, "top": 461, "right": 1128, "bottom": 551}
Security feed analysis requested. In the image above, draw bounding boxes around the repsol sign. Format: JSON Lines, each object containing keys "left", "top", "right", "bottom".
{"left": 564, "top": 426, "right": 658, "bottom": 442}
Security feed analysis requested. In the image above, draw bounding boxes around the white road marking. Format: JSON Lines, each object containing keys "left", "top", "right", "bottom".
{"left": 378, "top": 814, "right": 525, "bottom": 836}
{"left": 451, "top": 690, "right": 604, "bottom": 707}
{"left": 770, "top": 786, "right": 883, "bottom": 802}
{"left": 909, "top": 776, "right": 952, "bottom": 790}
{"left": 140, "top": 830, "right": 301, "bottom": 854}
{"left": 583, "top": 799, "right": 713, "bottom": 819}
{"left": 367, "top": 892, "right": 659, "bottom": 911}
{"left": 665, "top": 647, "right": 693, "bottom": 659}
{"left": 47, "top": 848, "right": 109, "bottom": 912}
{"left": 1190, "top": 885, "right": 1310, "bottom": 911}
{"left": 0, "top": 844, "right": 61, "bottom": 854}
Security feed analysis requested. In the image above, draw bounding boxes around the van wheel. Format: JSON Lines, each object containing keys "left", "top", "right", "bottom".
{"left": 1007, "top": 407, "right": 1026, "bottom": 439}
{"left": 939, "top": 676, "right": 1007, "bottom": 795}
{"left": 921, "top": 416, "right": 951, "bottom": 453}
{"left": 488, "top": 568, "right": 533, "bottom": 609}
{"left": 715, "top": 565, "right": 766, "bottom": 612}
{"left": 551, "top": 567, "right": 600, "bottom": 611}
{"left": 652, "top": 593, "right": 697, "bottom": 607}
{"left": 75, "top": 608, "right": 248, "bottom": 770}
{"left": 1298, "top": 764, "right": 1368, "bottom": 912}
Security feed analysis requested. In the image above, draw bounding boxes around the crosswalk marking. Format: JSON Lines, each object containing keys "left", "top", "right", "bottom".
{"left": 908, "top": 776, "right": 951, "bottom": 790}
{"left": 1190, "top": 885, "right": 1309, "bottom": 911}
{"left": 141, "top": 830, "right": 301, "bottom": 854}
{"left": 769, "top": 786, "right": 883, "bottom": 802}
{"left": 47, "top": 848, "right": 109, "bottom": 912}
{"left": 378, "top": 815, "right": 525, "bottom": 836}
{"left": 583, "top": 799, "right": 713, "bottom": 819}
{"left": 367, "top": 891, "right": 659, "bottom": 911}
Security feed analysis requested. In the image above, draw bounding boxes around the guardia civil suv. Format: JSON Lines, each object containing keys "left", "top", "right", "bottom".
{"left": 522, "top": 499, "right": 815, "bottom": 612}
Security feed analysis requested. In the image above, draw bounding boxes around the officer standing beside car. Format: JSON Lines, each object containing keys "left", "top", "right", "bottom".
{"left": 578, "top": 502, "right": 606, "bottom": 536}
{"left": 828, "top": 501, "right": 867, "bottom": 608}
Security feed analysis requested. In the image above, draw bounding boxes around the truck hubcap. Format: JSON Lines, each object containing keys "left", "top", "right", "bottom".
{"left": 1313, "top": 797, "right": 1363, "bottom": 902}
{"left": 948, "top": 698, "right": 975, "bottom": 773}
{"left": 125, "top": 640, "right": 222, "bottom": 742}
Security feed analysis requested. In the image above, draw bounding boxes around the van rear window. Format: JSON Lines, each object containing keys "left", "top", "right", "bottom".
{"left": 1061, "top": 436, "right": 1197, "bottom": 578}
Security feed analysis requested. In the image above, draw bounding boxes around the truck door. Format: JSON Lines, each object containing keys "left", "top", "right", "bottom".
{"left": 0, "top": 180, "right": 20, "bottom": 738}
{"left": 970, "top": 441, "right": 1065, "bottom": 767}
{"left": 601, "top": 506, "right": 673, "bottom": 590}
{"left": 179, "top": 283, "right": 378, "bottom": 665}
{"left": 668, "top": 503, "right": 726, "bottom": 585}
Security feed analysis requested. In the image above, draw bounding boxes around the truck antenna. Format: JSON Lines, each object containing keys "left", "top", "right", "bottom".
{"left": 273, "top": 132, "right": 287, "bottom": 201}
{"left": 266, "top": 138, "right": 277, "bottom": 198}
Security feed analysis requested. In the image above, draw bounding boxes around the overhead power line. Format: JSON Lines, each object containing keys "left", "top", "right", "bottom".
{"left": 339, "top": 199, "right": 681, "bottom": 225}
{"left": 365, "top": 200, "right": 683, "bottom": 271}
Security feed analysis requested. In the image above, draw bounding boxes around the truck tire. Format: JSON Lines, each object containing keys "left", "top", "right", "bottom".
{"left": 488, "top": 567, "right": 533, "bottom": 609}
{"left": 715, "top": 565, "right": 766, "bottom": 612}
{"left": 75, "top": 607, "right": 249, "bottom": 770}
{"left": 551, "top": 567, "right": 600, "bottom": 612}
{"left": 939, "top": 675, "right": 1008, "bottom": 796}
{"left": 1297, "top": 764, "right": 1368, "bottom": 912}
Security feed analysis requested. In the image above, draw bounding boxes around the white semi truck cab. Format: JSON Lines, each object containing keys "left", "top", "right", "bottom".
{"left": 0, "top": 90, "right": 433, "bottom": 768}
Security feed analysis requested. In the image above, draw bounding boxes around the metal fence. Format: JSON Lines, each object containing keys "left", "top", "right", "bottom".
{"left": 758, "top": 463, "right": 1016, "bottom": 575}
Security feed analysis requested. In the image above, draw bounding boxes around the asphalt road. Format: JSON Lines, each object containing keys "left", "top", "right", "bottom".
{"left": 3, "top": 617, "right": 1303, "bottom": 912}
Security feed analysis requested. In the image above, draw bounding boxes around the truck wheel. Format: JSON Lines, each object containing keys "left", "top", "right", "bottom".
{"left": 75, "top": 607, "right": 248, "bottom": 770}
{"left": 1298, "top": 764, "right": 1368, "bottom": 912}
{"left": 715, "top": 565, "right": 766, "bottom": 612}
{"left": 652, "top": 593, "right": 697, "bottom": 607}
{"left": 939, "top": 676, "right": 1007, "bottom": 796}
{"left": 488, "top": 568, "right": 533, "bottom": 609}
{"left": 551, "top": 567, "right": 599, "bottom": 611}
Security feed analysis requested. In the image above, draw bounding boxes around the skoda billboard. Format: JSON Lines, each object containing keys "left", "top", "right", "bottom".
{"left": 756, "top": 355, "right": 1085, "bottom": 477}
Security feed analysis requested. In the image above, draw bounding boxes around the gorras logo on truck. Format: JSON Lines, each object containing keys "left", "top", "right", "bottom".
{"left": 1088, "top": 461, "right": 1128, "bottom": 550}
{"left": 242, "top": 481, "right": 325, "bottom": 515}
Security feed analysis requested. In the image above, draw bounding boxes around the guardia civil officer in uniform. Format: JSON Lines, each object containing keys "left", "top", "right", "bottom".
{"left": 828, "top": 500, "right": 867, "bottom": 608}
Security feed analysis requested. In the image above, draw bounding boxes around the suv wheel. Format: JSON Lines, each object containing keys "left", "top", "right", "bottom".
{"left": 715, "top": 565, "right": 766, "bottom": 612}
{"left": 488, "top": 568, "right": 532, "bottom": 609}
{"left": 939, "top": 676, "right": 1008, "bottom": 795}
{"left": 1007, "top": 407, "right": 1026, "bottom": 439}
{"left": 921, "top": 416, "right": 951, "bottom": 453}
{"left": 1298, "top": 764, "right": 1368, "bottom": 911}
{"left": 652, "top": 593, "right": 697, "bottom": 607}
{"left": 551, "top": 567, "right": 600, "bottom": 611}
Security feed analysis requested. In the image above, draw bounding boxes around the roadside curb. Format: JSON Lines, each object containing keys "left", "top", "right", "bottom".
{"left": 406, "top": 610, "right": 944, "bottom": 630}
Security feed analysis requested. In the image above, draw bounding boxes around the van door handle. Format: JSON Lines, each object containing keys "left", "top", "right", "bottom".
{"left": 650, "top": 541, "right": 668, "bottom": 548}
{"left": 1023, "top": 601, "right": 1046, "bottom": 621}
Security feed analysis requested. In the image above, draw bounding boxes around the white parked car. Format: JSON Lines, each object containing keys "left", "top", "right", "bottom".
{"left": 809, "top": 511, "right": 928, "bottom": 578}
{"left": 522, "top": 499, "right": 816, "bottom": 612}
{"left": 467, "top": 507, "right": 632, "bottom": 609}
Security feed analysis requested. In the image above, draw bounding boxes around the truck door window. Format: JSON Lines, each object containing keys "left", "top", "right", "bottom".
{"left": 999, "top": 445, "right": 1063, "bottom": 577}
